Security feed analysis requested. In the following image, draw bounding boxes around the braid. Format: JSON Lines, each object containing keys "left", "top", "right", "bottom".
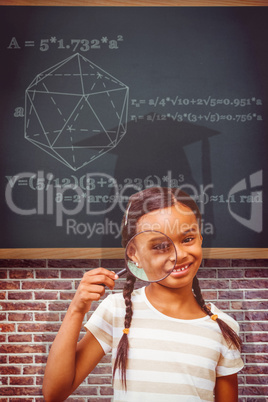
{"left": 192, "top": 276, "right": 242, "bottom": 352}
{"left": 113, "top": 273, "right": 136, "bottom": 389}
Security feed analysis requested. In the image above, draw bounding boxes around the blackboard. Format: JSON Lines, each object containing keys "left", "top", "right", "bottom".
{"left": 0, "top": 6, "right": 267, "bottom": 252}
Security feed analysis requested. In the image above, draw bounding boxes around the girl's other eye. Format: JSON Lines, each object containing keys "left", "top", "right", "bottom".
{"left": 183, "top": 236, "right": 195, "bottom": 244}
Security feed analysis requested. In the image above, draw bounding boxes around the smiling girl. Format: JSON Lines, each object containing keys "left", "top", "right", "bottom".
{"left": 43, "top": 187, "right": 243, "bottom": 402}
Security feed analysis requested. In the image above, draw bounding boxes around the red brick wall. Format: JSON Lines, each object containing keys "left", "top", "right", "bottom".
{"left": 0, "top": 258, "right": 267, "bottom": 401}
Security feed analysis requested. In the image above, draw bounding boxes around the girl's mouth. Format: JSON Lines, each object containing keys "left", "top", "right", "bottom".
{"left": 170, "top": 263, "right": 191, "bottom": 275}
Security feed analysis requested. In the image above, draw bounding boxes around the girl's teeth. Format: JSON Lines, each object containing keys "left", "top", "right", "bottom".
{"left": 173, "top": 265, "right": 189, "bottom": 272}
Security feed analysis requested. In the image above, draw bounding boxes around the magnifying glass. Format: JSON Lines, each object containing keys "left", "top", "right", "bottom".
{"left": 116, "top": 231, "right": 177, "bottom": 283}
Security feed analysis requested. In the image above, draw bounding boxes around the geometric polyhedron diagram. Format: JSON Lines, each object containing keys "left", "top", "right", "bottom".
{"left": 25, "top": 53, "right": 129, "bottom": 171}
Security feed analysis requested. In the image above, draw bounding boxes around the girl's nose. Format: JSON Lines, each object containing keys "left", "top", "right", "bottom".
{"left": 175, "top": 244, "right": 188, "bottom": 261}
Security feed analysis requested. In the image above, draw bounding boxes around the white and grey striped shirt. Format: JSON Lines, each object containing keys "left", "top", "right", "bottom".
{"left": 85, "top": 287, "right": 243, "bottom": 401}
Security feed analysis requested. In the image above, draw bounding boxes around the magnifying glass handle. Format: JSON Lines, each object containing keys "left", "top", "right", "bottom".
{"left": 99, "top": 268, "right": 127, "bottom": 287}
{"left": 117, "top": 268, "right": 127, "bottom": 277}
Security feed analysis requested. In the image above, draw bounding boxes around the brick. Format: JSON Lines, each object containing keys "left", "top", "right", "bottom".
{"left": 0, "top": 259, "right": 46, "bottom": 268}
{"left": 22, "top": 281, "right": 72, "bottom": 290}
{"left": 245, "top": 399, "right": 267, "bottom": 402}
{"left": 7, "top": 399, "right": 34, "bottom": 402}
{"left": 242, "top": 366, "right": 268, "bottom": 375}
{"left": 0, "top": 334, "right": 6, "bottom": 342}
{"left": 48, "top": 259, "right": 99, "bottom": 268}
{"left": 245, "top": 311, "right": 268, "bottom": 321}
{"left": 0, "top": 355, "right": 7, "bottom": 363}
{"left": 242, "top": 344, "right": 267, "bottom": 353}
{"left": 0, "top": 387, "right": 43, "bottom": 396}
{"left": 241, "top": 322, "right": 268, "bottom": 331}
{"left": 0, "top": 291, "right": 6, "bottom": 299}
{"left": 18, "top": 323, "right": 61, "bottom": 333}
{"left": 199, "top": 279, "right": 229, "bottom": 289}
{"left": 8, "top": 291, "right": 33, "bottom": 300}
{"left": 0, "top": 344, "right": 46, "bottom": 354}
{"left": 101, "top": 354, "right": 112, "bottom": 364}
{"left": 10, "top": 376, "right": 34, "bottom": 385}
{"left": 0, "top": 366, "right": 21, "bottom": 375}
{"left": 23, "top": 365, "right": 46, "bottom": 375}
{"left": 35, "top": 269, "right": 59, "bottom": 279}
{"left": 227, "top": 311, "right": 244, "bottom": 321}
{"left": 8, "top": 312, "right": 33, "bottom": 321}
{"left": 0, "top": 282, "right": 20, "bottom": 290}
{"left": 203, "top": 259, "right": 230, "bottom": 268}
{"left": 232, "top": 300, "right": 268, "bottom": 310}
{"left": 60, "top": 291, "right": 75, "bottom": 300}
{"left": 91, "top": 366, "right": 112, "bottom": 375}
{"left": 231, "top": 279, "right": 268, "bottom": 289}
{"left": 1, "top": 302, "right": 46, "bottom": 311}
{"left": 0, "top": 377, "right": 8, "bottom": 385}
{"left": 48, "top": 301, "right": 70, "bottom": 311}
{"left": 9, "top": 355, "right": 33, "bottom": 364}
{"left": 60, "top": 269, "right": 84, "bottom": 278}
{"left": 0, "top": 323, "right": 15, "bottom": 332}
{"left": 34, "top": 312, "right": 60, "bottom": 321}
{"left": 246, "top": 355, "right": 268, "bottom": 363}
{"left": 34, "top": 334, "right": 56, "bottom": 343}
{"left": 245, "top": 290, "right": 268, "bottom": 299}
{"left": 73, "top": 386, "right": 98, "bottom": 396}
{"left": 34, "top": 291, "right": 58, "bottom": 300}
{"left": 202, "top": 291, "right": 217, "bottom": 301}
{"left": 232, "top": 259, "right": 268, "bottom": 267}
{"left": 196, "top": 268, "right": 217, "bottom": 278}
{"left": 0, "top": 313, "right": 7, "bottom": 320}
{"left": 246, "top": 333, "right": 268, "bottom": 342}
{"left": 213, "top": 301, "right": 229, "bottom": 310}
{"left": 100, "top": 259, "right": 125, "bottom": 268}
{"left": 240, "top": 386, "right": 268, "bottom": 395}
{"left": 219, "top": 290, "right": 243, "bottom": 300}
{"left": 0, "top": 270, "right": 8, "bottom": 278}
{"left": 87, "top": 376, "right": 112, "bottom": 385}
{"left": 245, "top": 269, "right": 268, "bottom": 277}
{"left": 218, "top": 269, "right": 244, "bottom": 278}
{"left": 9, "top": 269, "right": 34, "bottom": 279}
{"left": 100, "top": 386, "right": 114, "bottom": 395}
{"left": 8, "top": 334, "right": 32, "bottom": 342}
{"left": 86, "top": 399, "right": 112, "bottom": 402}
{"left": 35, "top": 355, "right": 48, "bottom": 364}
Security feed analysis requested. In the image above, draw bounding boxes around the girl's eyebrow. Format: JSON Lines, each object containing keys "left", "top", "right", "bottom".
{"left": 181, "top": 228, "right": 198, "bottom": 236}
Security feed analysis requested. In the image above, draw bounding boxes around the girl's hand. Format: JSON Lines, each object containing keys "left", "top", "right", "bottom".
{"left": 70, "top": 268, "right": 118, "bottom": 315}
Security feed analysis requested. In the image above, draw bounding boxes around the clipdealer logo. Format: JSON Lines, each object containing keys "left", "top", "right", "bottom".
{"left": 227, "top": 170, "right": 263, "bottom": 233}
{"left": 4, "top": 170, "right": 263, "bottom": 234}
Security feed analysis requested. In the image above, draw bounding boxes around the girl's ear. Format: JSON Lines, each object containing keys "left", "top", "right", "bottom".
{"left": 127, "top": 243, "right": 140, "bottom": 265}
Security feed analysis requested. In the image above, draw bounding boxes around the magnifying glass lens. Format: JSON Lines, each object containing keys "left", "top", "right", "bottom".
{"left": 125, "top": 231, "right": 176, "bottom": 282}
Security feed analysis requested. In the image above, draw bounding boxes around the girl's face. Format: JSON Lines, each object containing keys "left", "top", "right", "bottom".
{"left": 135, "top": 203, "right": 203, "bottom": 289}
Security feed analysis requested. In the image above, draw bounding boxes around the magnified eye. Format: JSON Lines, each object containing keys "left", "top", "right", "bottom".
{"left": 153, "top": 241, "right": 171, "bottom": 252}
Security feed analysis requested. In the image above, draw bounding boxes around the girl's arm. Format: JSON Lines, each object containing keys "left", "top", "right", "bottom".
{"left": 214, "top": 373, "right": 238, "bottom": 402}
{"left": 42, "top": 268, "right": 117, "bottom": 402}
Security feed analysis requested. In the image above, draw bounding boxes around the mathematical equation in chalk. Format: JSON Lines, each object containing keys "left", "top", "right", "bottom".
{"left": 7, "top": 35, "right": 124, "bottom": 52}
{"left": 131, "top": 97, "right": 263, "bottom": 108}
{"left": 6, "top": 172, "right": 185, "bottom": 193}
{"left": 130, "top": 112, "right": 263, "bottom": 124}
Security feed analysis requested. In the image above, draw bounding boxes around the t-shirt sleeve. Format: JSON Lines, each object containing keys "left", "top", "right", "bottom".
{"left": 216, "top": 318, "right": 244, "bottom": 377}
{"left": 84, "top": 295, "right": 114, "bottom": 354}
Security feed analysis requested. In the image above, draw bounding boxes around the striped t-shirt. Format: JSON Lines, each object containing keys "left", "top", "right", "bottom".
{"left": 85, "top": 287, "right": 244, "bottom": 402}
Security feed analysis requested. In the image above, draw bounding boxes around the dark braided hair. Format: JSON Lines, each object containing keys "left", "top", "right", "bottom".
{"left": 113, "top": 273, "right": 136, "bottom": 389}
{"left": 192, "top": 276, "right": 242, "bottom": 351}
{"left": 113, "top": 187, "right": 242, "bottom": 388}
